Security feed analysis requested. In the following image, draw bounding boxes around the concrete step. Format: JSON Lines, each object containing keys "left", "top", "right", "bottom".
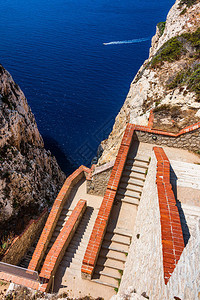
{"left": 116, "top": 195, "right": 140, "bottom": 206}
{"left": 99, "top": 249, "right": 127, "bottom": 262}
{"left": 119, "top": 183, "right": 143, "bottom": 193}
{"left": 92, "top": 279, "right": 118, "bottom": 289}
{"left": 94, "top": 265, "right": 122, "bottom": 280}
{"left": 104, "top": 233, "right": 131, "bottom": 246}
{"left": 120, "top": 176, "right": 144, "bottom": 187}
{"left": 117, "top": 189, "right": 141, "bottom": 200}
{"left": 96, "top": 257, "right": 125, "bottom": 271}
{"left": 92, "top": 274, "right": 118, "bottom": 288}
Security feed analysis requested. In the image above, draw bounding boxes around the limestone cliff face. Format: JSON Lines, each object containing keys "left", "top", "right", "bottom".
{"left": 99, "top": 0, "right": 200, "bottom": 165}
{"left": 0, "top": 65, "right": 66, "bottom": 232}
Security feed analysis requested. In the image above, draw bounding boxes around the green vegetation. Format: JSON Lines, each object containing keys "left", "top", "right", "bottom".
{"left": 179, "top": 0, "right": 199, "bottom": 8}
{"left": 114, "top": 287, "right": 118, "bottom": 293}
{"left": 118, "top": 269, "right": 123, "bottom": 276}
{"left": 168, "top": 64, "right": 200, "bottom": 101}
{"left": 117, "top": 278, "right": 121, "bottom": 286}
{"left": 150, "top": 27, "right": 200, "bottom": 68}
{"left": 180, "top": 7, "right": 187, "bottom": 15}
{"left": 157, "top": 22, "right": 166, "bottom": 37}
{"left": 153, "top": 104, "right": 182, "bottom": 119}
{"left": 182, "top": 27, "right": 200, "bottom": 56}
{"left": 151, "top": 37, "right": 184, "bottom": 67}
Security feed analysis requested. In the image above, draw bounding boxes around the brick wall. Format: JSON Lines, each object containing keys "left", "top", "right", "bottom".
{"left": 87, "top": 161, "right": 114, "bottom": 196}
{"left": 2, "top": 208, "right": 48, "bottom": 266}
{"left": 134, "top": 122, "right": 200, "bottom": 152}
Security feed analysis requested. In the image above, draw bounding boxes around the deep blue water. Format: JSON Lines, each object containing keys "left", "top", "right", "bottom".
{"left": 0, "top": 0, "right": 174, "bottom": 174}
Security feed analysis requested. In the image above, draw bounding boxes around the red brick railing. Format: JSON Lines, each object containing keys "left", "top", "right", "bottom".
{"left": 28, "top": 165, "right": 90, "bottom": 272}
{"left": 153, "top": 147, "right": 184, "bottom": 284}
{"left": 81, "top": 124, "right": 135, "bottom": 278}
{"left": 39, "top": 199, "right": 87, "bottom": 292}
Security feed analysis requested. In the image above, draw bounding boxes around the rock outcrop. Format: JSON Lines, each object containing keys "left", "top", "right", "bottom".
{"left": 0, "top": 65, "right": 66, "bottom": 233}
{"left": 98, "top": 0, "right": 200, "bottom": 165}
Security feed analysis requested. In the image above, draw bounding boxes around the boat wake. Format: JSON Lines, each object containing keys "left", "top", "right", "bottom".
{"left": 103, "top": 37, "right": 150, "bottom": 46}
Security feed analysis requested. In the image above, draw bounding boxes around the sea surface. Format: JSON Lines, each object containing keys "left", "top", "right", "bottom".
{"left": 0, "top": 0, "right": 174, "bottom": 174}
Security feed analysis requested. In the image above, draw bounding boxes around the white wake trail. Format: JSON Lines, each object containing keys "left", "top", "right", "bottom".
{"left": 103, "top": 37, "right": 150, "bottom": 45}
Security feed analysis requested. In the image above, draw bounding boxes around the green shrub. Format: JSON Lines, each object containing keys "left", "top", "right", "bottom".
{"left": 167, "top": 64, "right": 200, "bottom": 101}
{"left": 182, "top": 27, "right": 200, "bottom": 48}
{"left": 151, "top": 37, "right": 183, "bottom": 67}
{"left": 179, "top": 0, "right": 199, "bottom": 8}
{"left": 157, "top": 22, "right": 166, "bottom": 37}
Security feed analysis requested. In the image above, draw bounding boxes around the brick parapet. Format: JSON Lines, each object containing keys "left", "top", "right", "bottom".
{"left": 28, "top": 165, "right": 90, "bottom": 272}
{"left": 39, "top": 200, "right": 87, "bottom": 292}
{"left": 0, "top": 272, "right": 40, "bottom": 290}
{"left": 153, "top": 147, "right": 184, "bottom": 284}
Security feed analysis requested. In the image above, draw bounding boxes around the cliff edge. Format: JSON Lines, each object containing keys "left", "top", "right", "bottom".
{"left": 99, "top": 0, "right": 200, "bottom": 165}
{"left": 0, "top": 65, "right": 66, "bottom": 234}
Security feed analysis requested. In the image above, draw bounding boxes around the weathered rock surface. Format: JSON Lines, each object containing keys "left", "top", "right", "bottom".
{"left": 98, "top": 0, "right": 200, "bottom": 165}
{"left": 0, "top": 64, "right": 66, "bottom": 233}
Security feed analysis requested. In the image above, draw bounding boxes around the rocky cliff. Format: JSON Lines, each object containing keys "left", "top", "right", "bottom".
{"left": 0, "top": 65, "right": 66, "bottom": 235}
{"left": 99, "top": 0, "right": 200, "bottom": 165}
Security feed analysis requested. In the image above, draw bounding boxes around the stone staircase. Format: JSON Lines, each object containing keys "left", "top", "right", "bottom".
{"left": 38, "top": 202, "right": 75, "bottom": 272}
{"left": 57, "top": 207, "right": 99, "bottom": 275}
{"left": 91, "top": 153, "right": 150, "bottom": 289}
{"left": 19, "top": 238, "right": 40, "bottom": 269}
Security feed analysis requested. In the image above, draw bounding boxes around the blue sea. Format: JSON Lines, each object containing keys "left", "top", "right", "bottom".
{"left": 0, "top": 0, "right": 174, "bottom": 174}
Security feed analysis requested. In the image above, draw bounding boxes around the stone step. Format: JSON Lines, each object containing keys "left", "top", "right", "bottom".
{"left": 94, "top": 265, "right": 122, "bottom": 280}
{"left": 104, "top": 233, "right": 131, "bottom": 246}
{"left": 133, "top": 157, "right": 150, "bottom": 164}
{"left": 123, "top": 170, "right": 145, "bottom": 181}
{"left": 92, "top": 274, "right": 118, "bottom": 288}
{"left": 124, "top": 165, "right": 147, "bottom": 174}
{"left": 99, "top": 249, "right": 127, "bottom": 262}
{"left": 92, "top": 279, "right": 118, "bottom": 289}
{"left": 117, "top": 189, "right": 141, "bottom": 199}
{"left": 126, "top": 160, "right": 148, "bottom": 170}
{"left": 101, "top": 244, "right": 128, "bottom": 254}
{"left": 96, "top": 257, "right": 125, "bottom": 271}
{"left": 116, "top": 195, "right": 140, "bottom": 206}
{"left": 119, "top": 183, "right": 143, "bottom": 193}
{"left": 62, "top": 256, "right": 81, "bottom": 265}
{"left": 113, "top": 228, "right": 132, "bottom": 238}
{"left": 120, "top": 176, "right": 144, "bottom": 187}
{"left": 101, "top": 241, "right": 129, "bottom": 253}
{"left": 69, "top": 239, "right": 88, "bottom": 248}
